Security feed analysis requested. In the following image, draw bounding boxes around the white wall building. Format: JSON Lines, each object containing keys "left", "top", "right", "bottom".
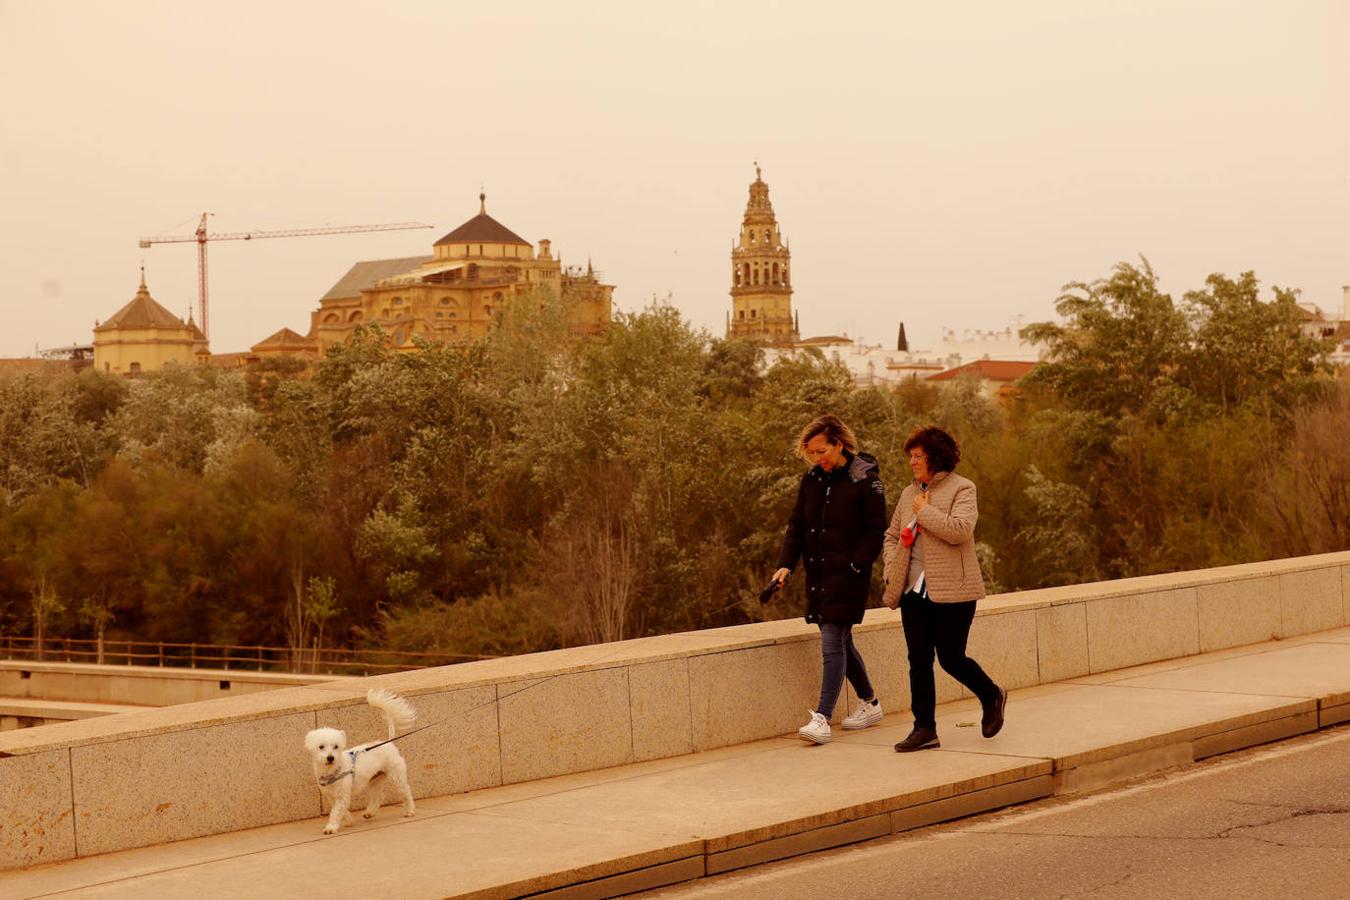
{"left": 762, "top": 316, "right": 1045, "bottom": 386}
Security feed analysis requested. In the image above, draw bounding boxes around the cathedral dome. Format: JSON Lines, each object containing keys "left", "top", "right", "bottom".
{"left": 433, "top": 193, "right": 530, "bottom": 247}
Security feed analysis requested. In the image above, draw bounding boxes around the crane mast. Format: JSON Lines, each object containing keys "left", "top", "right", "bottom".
{"left": 138, "top": 214, "right": 434, "bottom": 339}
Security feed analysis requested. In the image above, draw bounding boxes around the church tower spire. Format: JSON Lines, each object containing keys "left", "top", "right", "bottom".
{"left": 727, "top": 163, "right": 798, "bottom": 343}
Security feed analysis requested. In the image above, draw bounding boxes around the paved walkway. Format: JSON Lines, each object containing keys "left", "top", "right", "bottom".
{"left": 9, "top": 627, "right": 1350, "bottom": 899}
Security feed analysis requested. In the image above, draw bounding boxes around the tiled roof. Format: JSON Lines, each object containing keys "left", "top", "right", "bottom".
{"left": 252, "top": 327, "right": 314, "bottom": 348}
{"left": 433, "top": 212, "right": 529, "bottom": 247}
{"left": 95, "top": 281, "right": 187, "bottom": 332}
{"left": 927, "top": 359, "right": 1038, "bottom": 382}
{"left": 319, "top": 256, "right": 433, "bottom": 303}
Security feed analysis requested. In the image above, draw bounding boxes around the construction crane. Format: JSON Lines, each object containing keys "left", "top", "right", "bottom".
{"left": 138, "top": 213, "right": 434, "bottom": 338}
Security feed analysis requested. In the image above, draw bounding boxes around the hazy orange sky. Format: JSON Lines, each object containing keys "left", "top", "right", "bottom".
{"left": 2, "top": 0, "right": 1347, "bottom": 357}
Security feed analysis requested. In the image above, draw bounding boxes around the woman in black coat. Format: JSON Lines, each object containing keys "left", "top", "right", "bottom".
{"left": 772, "top": 413, "right": 889, "bottom": 744}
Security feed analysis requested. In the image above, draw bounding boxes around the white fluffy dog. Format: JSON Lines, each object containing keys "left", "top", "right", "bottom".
{"left": 304, "top": 689, "right": 417, "bottom": 834}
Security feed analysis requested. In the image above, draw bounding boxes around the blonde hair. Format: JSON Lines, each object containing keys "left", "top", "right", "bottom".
{"left": 796, "top": 413, "right": 858, "bottom": 461}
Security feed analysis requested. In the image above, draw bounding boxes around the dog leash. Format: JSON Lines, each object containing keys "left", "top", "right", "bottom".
{"left": 328, "top": 641, "right": 638, "bottom": 764}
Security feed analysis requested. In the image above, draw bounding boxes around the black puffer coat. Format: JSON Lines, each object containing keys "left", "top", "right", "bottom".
{"left": 776, "top": 451, "right": 888, "bottom": 625}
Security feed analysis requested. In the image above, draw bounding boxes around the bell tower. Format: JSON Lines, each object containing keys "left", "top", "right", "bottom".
{"left": 728, "top": 163, "right": 798, "bottom": 343}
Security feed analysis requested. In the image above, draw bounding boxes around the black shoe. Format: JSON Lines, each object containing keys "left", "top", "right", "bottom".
{"left": 894, "top": 727, "right": 940, "bottom": 752}
{"left": 982, "top": 687, "right": 1007, "bottom": 738}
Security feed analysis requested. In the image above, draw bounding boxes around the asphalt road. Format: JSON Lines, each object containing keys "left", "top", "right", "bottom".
{"left": 642, "top": 725, "right": 1350, "bottom": 899}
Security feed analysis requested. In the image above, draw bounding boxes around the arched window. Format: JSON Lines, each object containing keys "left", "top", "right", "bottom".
{"left": 381, "top": 308, "right": 390, "bottom": 319}
{"left": 392, "top": 297, "right": 403, "bottom": 306}
{"left": 772, "top": 262, "right": 779, "bottom": 285}
{"left": 493, "top": 291, "right": 503, "bottom": 302}
{"left": 440, "top": 297, "right": 454, "bottom": 307}
{"left": 749, "top": 229, "right": 756, "bottom": 244}
{"left": 449, "top": 311, "right": 457, "bottom": 319}
{"left": 753, "top": 267, "right": 759, "bottom": 286}
{"left": 750, "top": 309, "right": 757, "bottom": 318}
{"left": 735, "top": 269, "right": 742, "bottom": 287}
{"left": 323, "top": 312, "right": 340, "bottom": 324}
{"left": 484, "top": 305, "right": 493, "bottom": 318}
{"left": 349, "top": 310, "right": 363, "bottom": 323}
{"left": 743, "top": 262, "right": 751, "bottom": 284}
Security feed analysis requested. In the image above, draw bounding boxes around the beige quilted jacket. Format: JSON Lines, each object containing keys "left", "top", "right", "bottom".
{"left": 881, "top": 470, "right": 985, "bottom": 605}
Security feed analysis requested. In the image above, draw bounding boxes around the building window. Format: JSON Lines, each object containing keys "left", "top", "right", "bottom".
{"left": 739, "top": 310, "right": 745, "bottom": 319}
{"left": 735, "top": 270, "right": 742, "bottom": 287}
{"left": 440, "top": 297, "right": 453, "bottom": 307}
{"left": 381, "top": 308, "right": 390, "bottom": 319}
{"left": 493, "top": 291, "right": 503, "bottom": 302}
{"left": 349, "top": 310, "right": 363, "bottom": 322}
{"left": 750, "top": 309, "right": 757, "bottom": 318}
{"left": 483, "top": 305, "right": 493, "bottom": 318}
{"left": 772, "top": 262, "right": 779, "bottom": 285}
{"left": 324, "top": 313, "right": 340, "bottom": 324}
{"left": 449, "top": 311, "right": 457, "bottom": 319}
{"left": 749, "top": 229, "right": 755, "bottom": 243}
{"left": 393, "top": 297, "right": 403, "bottom": 305}
{"left": 743, "top": 262, "right": 750, "bottom": 284}
{"left": 129, "top": 362, "right": 141, "bottom": 374}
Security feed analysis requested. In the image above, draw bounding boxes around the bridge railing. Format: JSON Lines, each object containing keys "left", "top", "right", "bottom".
{"left": 0, "top": 635, "right": 493, "bottom": 675}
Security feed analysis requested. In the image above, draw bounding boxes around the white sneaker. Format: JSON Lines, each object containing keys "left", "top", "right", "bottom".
{"left": 842, "top": 698, "right": 883, "bottom": 730}
{"left": 798, "top": 710, "right": 832, "bottom": 744}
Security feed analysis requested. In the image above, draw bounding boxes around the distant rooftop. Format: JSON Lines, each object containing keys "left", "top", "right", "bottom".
{"left": 320, "top": 256, "right": 433, "bottom": 303}
{"left": 927, "top": 359, "right": 1038, "bottom": 382}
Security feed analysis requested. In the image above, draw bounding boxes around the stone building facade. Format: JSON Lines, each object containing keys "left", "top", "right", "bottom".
{"left": 304, "top": 195, "right": 613, "bottom": 354}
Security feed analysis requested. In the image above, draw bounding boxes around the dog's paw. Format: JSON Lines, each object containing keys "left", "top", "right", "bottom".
{"left": 323, "top": 824, "right": 339, "bottom": 835}
{"left": 363, "top": 811, "right": 377, "bottom": 819}
{"left": 404, "top": 808, "right": 416, "bottom": 818}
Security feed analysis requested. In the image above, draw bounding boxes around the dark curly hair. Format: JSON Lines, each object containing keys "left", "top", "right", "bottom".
{"left": 903, "top": 425, "right": 960, "bottom": 474}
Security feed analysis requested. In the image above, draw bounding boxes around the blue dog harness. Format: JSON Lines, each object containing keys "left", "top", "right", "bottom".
{"left": 316, "top": 749, "right": 361, "bottom": 787}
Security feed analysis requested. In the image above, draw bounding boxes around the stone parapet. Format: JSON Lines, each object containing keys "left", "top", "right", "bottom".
{"left": 2, "top": 551, "right": 1346, "bottom": 870}
{"left": 0, "top": 661, "right": 347, "bottom": 708}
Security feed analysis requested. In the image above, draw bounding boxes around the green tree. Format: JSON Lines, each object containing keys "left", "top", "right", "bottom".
{"left": 1023, "top": 258, "right": 1190, "bottom": 421}
{"left": 1180, "top": 272, "right": 1330, "bottom": 415}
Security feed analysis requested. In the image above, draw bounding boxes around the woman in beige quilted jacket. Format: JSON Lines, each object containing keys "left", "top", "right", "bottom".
{"left": 882, "top": 426, "right": 1006, "bottom": 752}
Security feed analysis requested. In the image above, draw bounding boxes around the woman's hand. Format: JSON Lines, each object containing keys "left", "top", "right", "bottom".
{"left": 912, "top": 489, "right": 930, "bottom": 517}
{"left": 772, "top": 567, "right": 791, "bottom": 586}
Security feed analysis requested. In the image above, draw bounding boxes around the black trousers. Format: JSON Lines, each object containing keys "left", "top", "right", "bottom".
{"left": 900, "top": 588, "right": 999, "bottom": 731}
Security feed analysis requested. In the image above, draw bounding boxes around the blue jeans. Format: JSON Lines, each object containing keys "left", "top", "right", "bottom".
{"left": 816, "top": 623, "right": 875, "bottom": 718}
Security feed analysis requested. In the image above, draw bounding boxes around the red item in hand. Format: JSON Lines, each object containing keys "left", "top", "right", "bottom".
{"left": 901, "top": 524, "right": 920, "bottom": 548}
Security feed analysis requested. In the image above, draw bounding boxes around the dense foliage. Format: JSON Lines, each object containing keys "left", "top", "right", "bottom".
{"left": 1, "top": 262, "right": 1344, "bottom": 658}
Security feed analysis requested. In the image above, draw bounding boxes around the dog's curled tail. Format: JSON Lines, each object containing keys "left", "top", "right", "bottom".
{"left": 367, "top": 689, "right": 416, "bottom": 740}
